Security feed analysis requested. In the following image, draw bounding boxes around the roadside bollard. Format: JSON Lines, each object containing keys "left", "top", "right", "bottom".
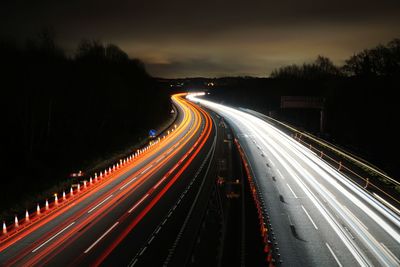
{"left": 364, "top": 178, "right": 369, "bottom": 189}
{"left": 25, "top": 210, "right": 30, "bottom": 222}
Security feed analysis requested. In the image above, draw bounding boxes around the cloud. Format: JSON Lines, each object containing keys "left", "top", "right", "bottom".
{"left": 2, "top": 0, "right": 400, "bottom": 77}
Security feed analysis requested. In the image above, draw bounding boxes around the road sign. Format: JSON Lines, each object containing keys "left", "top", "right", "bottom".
{"left": 281, "top": 96, "right": 324, "bottom": 109}
{"left": 149, "top": 129, "right": 157, "bottom": 137}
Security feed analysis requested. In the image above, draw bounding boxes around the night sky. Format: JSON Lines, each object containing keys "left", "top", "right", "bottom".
{"left": 1, "top": 0, "right": 400, "bottom": 78}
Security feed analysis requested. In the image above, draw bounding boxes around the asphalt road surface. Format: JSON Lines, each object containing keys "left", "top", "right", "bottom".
{"left": 190, "top": 94, "right": 400, "bottom": 267}
{"left": 0, "top": 93, "right": 220, "bottom": 266}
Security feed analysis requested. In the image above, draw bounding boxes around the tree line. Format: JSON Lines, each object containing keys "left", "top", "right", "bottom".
{"left": 206, "top": 38, "right": 400, "bottom": 179}
{"left": 1, "top": 31, "right": 170, "bottom": 215}
{"left": 270, "top": 39, "right": 400, "bottom": 79}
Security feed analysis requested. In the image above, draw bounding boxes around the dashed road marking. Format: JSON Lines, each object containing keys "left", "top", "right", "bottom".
{"left": 326, "top": 243, "right": 343, "bottom": 267}
{"left": 32, "top": 222, "right": 76, "bottom": 253}
{"left": 287, "top": 183, "right": 298, "bottom": 198}
{"left": 128, "top": 194, "right": 149, "bottom": 213}
{"left": 84, "top": 222, "right": 119, "bottom": 254}
{"left": 88, "top": 195, "right": 113, "bottom": 213}
{"left": 301, "top": 205, "right": 318, "bottom": 230}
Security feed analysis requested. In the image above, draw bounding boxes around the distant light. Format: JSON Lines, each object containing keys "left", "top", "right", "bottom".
{"left": 186, "top": 92, "right": 206, "bottom": 99}
{"left": 70, "top": 170, "right": 84, "bottom": 177}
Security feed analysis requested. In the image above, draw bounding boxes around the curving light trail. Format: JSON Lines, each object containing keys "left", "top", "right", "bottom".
{"left": 189, "top": 94, "right": 400, "bottom": 267}
{"left": 0, "top": 93, "right": 214, "bottom": 266}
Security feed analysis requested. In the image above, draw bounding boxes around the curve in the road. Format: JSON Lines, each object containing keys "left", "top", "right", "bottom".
{"left": 0, "top": 93, "right": 214, "bottom": 266}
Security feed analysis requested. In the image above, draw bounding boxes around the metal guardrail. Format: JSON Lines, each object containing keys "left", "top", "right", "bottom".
{"left": 240, "top": 108, "right": 400, "bottom": 214}
{"left": 293, "top": 133, "right": 400, "bottom": 209}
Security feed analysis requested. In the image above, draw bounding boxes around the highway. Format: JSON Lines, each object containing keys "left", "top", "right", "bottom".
{"left": 0, "top": 93, "right": 218, "bottom": 266}
{"left": 189, "top": 94, "right": 400, "bottom": 267}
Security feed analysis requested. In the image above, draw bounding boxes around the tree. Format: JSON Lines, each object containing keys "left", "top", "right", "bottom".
{"left": 270, "top": 56, "right": 341, "bottom": 80}
{"left": 105, "top": 44, "right": 129, "bottom": 63}
{"left": 75, "top": 39, "right": 106, "bottom": 62}
{"left": 343, "top": 39, "right": 400, "bottom": 77}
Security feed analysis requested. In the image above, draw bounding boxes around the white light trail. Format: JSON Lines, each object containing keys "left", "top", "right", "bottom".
{"left": 189, "top": 95, "right": 400, "bottom": 266}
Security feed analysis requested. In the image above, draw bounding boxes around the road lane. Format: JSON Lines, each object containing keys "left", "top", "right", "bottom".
{"left": 191, "top": 95, "right": 400, "bottom": 267}
{"left": 0, "top": 93, "right": 214, "bottom": 266}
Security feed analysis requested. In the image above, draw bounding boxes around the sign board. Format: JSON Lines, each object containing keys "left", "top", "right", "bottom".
{"left": 149, "top": 129, "right": 157, "bottom": 137}
{"left": 281, "top": 96, "right": 325, "bottom": 109}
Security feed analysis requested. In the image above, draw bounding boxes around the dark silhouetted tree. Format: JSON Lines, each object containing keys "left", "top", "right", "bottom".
{"left": 343, "top": 39, "right": 400, "bottom": 77}
{"left": 270, "top": 55, "right": 341, "bottom": 80}
{"left": 0, "top": 34, "right": 170, "bottom": 217}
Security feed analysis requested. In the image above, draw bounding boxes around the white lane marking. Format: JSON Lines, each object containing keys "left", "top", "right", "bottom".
{"left": 128, "top": 194, "right": 149, "bottom": 213}
{"left": 141, "top": 165, "right": 152, "bottom": 175}
{"left": 32, "top": 222, "right": 76, "bottom": 253}
{"left": 194, "top": 98, "right": 375, "bottom": 266}
{"left": 286, "top": 183, "right": 298, "bottom": 198}
{"left": 88, "top": 195, "right": 113, "bottom": 213}
{"left": 84, "top": 222, "right": 119, "bottom": 253}
{"left": 153, "top": 176, "right": 167, "bottom": 190}
{"left": 148, "top": 236, "right": 155, "bottom": 244}
{"left": 120, "top": 177, "right": 138, "bottom": 190}
{"left": 139, "top": 246, "right": 147, "bottom": 256}
{"left": 276, "top": 169, "right": 284, "bottom": 179}
{"left": 131, "top": 259, "right": 138, "bottom": 266}
{"left": 301, "top": 205, "right": 318, "bottom": 230}
{"left": 380, "top": 242, "right": 400, "bottom": 264}
{"left": 326, "top": 243, "right": 343, "bottom": 267}
{"left": 155, "top": 156, "right": 164, "bottom": 163}
{"left": 243, "top": 121, "right": 371, "bottom": 265}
